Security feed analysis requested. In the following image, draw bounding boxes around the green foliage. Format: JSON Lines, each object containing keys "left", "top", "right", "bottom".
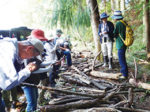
{"left": 139, "top": 96, "right": 146, "bottom": 103}
{"left": 126, "top": 36, "right": 146, "bottom": 62}
{"left": 51, "top": 0, "right": 91, "bottom": 29}
{"left": 72, "top": 7, "right": 91, "bottom": 28}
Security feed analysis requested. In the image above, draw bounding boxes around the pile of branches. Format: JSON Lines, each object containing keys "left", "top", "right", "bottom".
{"left": 23, "top": 51, "right": 150, "bottom": 112}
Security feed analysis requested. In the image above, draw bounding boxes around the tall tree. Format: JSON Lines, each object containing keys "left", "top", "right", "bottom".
{"left": 144, "top": 0, "right": 150, "bottom": 60}
{"left": 111, "top": 0, "right": 115, "bottom": 11}
{"left": 115, "top": 0, "right": 120, "bottom": 10}
{"left": 86, "top": 0, "right": 101, "bottom": 59}
{"left": 120, "top": 0, "right": 125, "bottom": 14}
{"left": 104, "top": 0, "right": 106, "bottom": 12}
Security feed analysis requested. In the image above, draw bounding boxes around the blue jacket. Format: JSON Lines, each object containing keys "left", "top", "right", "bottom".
{"left": 98, "top": 21, "right": 114, "bottom": 43}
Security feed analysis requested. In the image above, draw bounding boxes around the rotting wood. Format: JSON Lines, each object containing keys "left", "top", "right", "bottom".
{"left": 73, "top": 73, "right": 91, "bottom": 85}
{"left": 78, "top": 87, "right": 105, "bottom": 93}
{"left": 90, "top": 71, "right": 122, "bottom": 80}
{"left": 49, "top": 97, "right": 92, "bottom": 105}
{"left": 72, "top": 107, "right": 121, "bottom": 112}
{"left": 92, "top": 51, "right": 102, "bottom": 70}
{"left": 83, "top": 63, "right": 103, "bottom": 73}
{"left": 21, "top": 83, "right": 105, "bottom": 98}
{"left": 129, "top": 78, "right": 150, "bottom": 90}
{"left": 116, "top": 107, "right": 150, "bottom": 112}
{"left": 109, "top": 100, "right": 128, "bottom": 108}
{"left": 60, "top": 75, "right": 88, "bottom": 86}
{"left": 40, "top": 98, "right": 107, "bottom": 112}
{"left": 127, "top": 87, "right": 133, "bottom": 107}
{"left": 72, "top": 65, "right": 108, "bottom": 90}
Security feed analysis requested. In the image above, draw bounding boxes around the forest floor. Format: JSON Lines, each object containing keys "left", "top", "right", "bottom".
{"left": 9, "top": 49, "right": 150, "bottom": 112}
{"left": 38, "top": 49, "right": 150, "bottom": 112}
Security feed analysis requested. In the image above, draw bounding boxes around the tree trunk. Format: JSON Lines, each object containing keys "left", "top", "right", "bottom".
{"left": 111, "top": 0, "right": 115, "bottom": 12}
{"left": 145, "top": 0, "right": 150, "bottom": 60}
{"left": 104, "top": 0, "right": 106, "bottom": 12}
{"left": 120, "top": 0, "right": 125, "bottom": 14}
{"left": 143, "top": 3, "right": 146, "bottom": 43}
{"left": 86, "top": 0, "right": 101, "bottom": 60}
{"left": 115, "top": 0, "right": 120, "bottom": 10}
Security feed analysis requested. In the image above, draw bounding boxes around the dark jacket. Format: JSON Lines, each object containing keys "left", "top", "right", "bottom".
{"left": 98, "top": 21, "right": 114, "bottom": 43}
{"left": 113, "top": 21, "right": 126, "bottom": 49}
{"left": 24, "top": 58, "right": 42, "bottom": 85}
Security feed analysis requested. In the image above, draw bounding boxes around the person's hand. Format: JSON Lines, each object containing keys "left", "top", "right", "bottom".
{"left": 59, "top": 46, "right": 63, "bottom": 49}
{"left": 99, "top": 33, "right": 102, "bottom": 36}
{"left": 55, "top": 61, "right": 61, "bottom": 65}
{"left": 59, "top": 46, "right": 66, "bottom": 51}
{"left": 26, "top": 62, "right": 38, "bottom": 72}
{"left": 103, "top": 32, "right": 107, "bottom": 34}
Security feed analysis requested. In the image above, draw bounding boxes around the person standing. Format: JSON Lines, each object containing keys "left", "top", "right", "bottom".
{"left": 98, "top": 12, "right": 114, "bottom": 69}
{"left": 0, "top": 37, "right": 44, "bottom": 112}
{"left": 112, "top": 10, "right": 128, "bottom": 78}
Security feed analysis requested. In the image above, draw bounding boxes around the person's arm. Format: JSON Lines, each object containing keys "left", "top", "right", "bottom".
{"left": 98, "top": 24, "right": 102, "bottom": 36}
{"left": 108, "top": 21, "right": 115, "bottom": 40}
{"left": 113, "top": 22, "right": 120, "bottom": 38}
{"left": 0, "top": 57, "right": 37, "bottom": 90}
{"left": 59, "top": 46, "right": 68, "bottom": 51}
{"left": 45, "top": 42, "right": 58, "bottom": 53}
{"left": 44, "top": 42, "right": 57, "bottom": 62}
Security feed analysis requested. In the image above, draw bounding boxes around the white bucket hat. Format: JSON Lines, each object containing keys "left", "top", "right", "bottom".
{"left": 111, "top": 11, "right": 124, "bottom": 20}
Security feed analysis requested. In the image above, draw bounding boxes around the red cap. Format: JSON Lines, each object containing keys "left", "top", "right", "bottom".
{"left": 31, "top": 29, "right": 48, "bottom": 41}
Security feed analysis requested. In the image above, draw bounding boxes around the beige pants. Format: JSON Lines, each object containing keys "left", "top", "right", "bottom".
{"left": 101, "top": 41, "right": 113, "bottom": 58}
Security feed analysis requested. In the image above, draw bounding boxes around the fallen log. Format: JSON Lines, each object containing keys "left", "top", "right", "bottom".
{"left": 73, "top": 74, "right": 91, "bottom": 85}
{"left": 72, "top": 66, "right": 108, "bottom": 90}
{"left": 110, "top": 100, "right": 128, "bottom": 108}
{"left": 116, "top": 107, "right": 150, "bottom": 112}
{"left": 90, "top": 71, "right": 122, "bottom": 80}
{"left": 92, "top": 51, "right": 102, "bottom": 70}
{"left": 129, "top": 78, "right": 150, "bottom": 90}
{"left": 60, "top": 75, "right": 88, "bottom": 86}
{"left": 72, "top": 107, "right": 121, "bottom": 112}
{"left": 49, "top": 96, "right": 92, "bottom": 105}
{"left": 78, "top": 87, "right": 105, "bottom": 93}
{"left": 91, "top": 80, "right": 107, "bottom": 90}
{"left": 40, "top": 98, "right": 107, "bottom": 112}
{"left": 83, "top": 63, "right": 103, "bottom": 73}
{"left": 127, "top": 88, "right": 133, "bottom": 107}
{"left": 21, "top": 83, "right": 105, "bottom": 98}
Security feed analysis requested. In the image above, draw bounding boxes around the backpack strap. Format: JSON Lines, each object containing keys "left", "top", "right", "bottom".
{"left": 119, "top": 20, "right": 126, "bottom": 43}
{"left": 119, "top": 34, "right": 125, "bottom": 42}
{"left": 120, "top": 20, "right": 127, "bottom": 26}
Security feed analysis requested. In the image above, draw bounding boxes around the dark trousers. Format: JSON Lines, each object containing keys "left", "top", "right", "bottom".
{"left": 49, "top": 65, "right": 60, "bottom": 87}
{"left": 56, "top": 50, "right": 72, "bottom": 67}
{"left": 118, "top": 48, "right": 128, "bottom": 77}
{"left": 63, "top": 50, "right": 72, "bottom": 67}
{"left": 0, "top": 91, "right": 5, "bottom": 112}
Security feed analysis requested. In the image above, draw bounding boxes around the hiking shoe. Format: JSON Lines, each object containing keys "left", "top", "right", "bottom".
{"left": 102, "top": 63, "right": 107, "bottom": 67}
{"left": 60, "top": 67, "right": 67, "bottom": 71}
{"left": 119, "top": 76, "right": 127, "bottom": 80}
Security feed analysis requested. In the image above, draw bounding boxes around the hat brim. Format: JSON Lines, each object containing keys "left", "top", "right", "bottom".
{"left": 111, "top": 15, "right": 123, "bottom": 20}
{"left": 56, "top": 32, "right": 63, "bottom": 35}
{"left": 48, "top": 38, "right": 54, "bottom": 41}
{"left": 37, "top": 36, "right": 48, "bottom": 41}
{"left": 28, "top": 35, "right": 48, "bottom": 41}
{"left": 100, "top": 16, "right": 109, "bottom": 19}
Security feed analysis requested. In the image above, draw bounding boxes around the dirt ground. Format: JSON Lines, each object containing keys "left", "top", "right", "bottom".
{"left": 9, "top": 50, "right": 150, "bottom": 112}
{"left": 95, "top": 59, "right": 150, "bottom": 111}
